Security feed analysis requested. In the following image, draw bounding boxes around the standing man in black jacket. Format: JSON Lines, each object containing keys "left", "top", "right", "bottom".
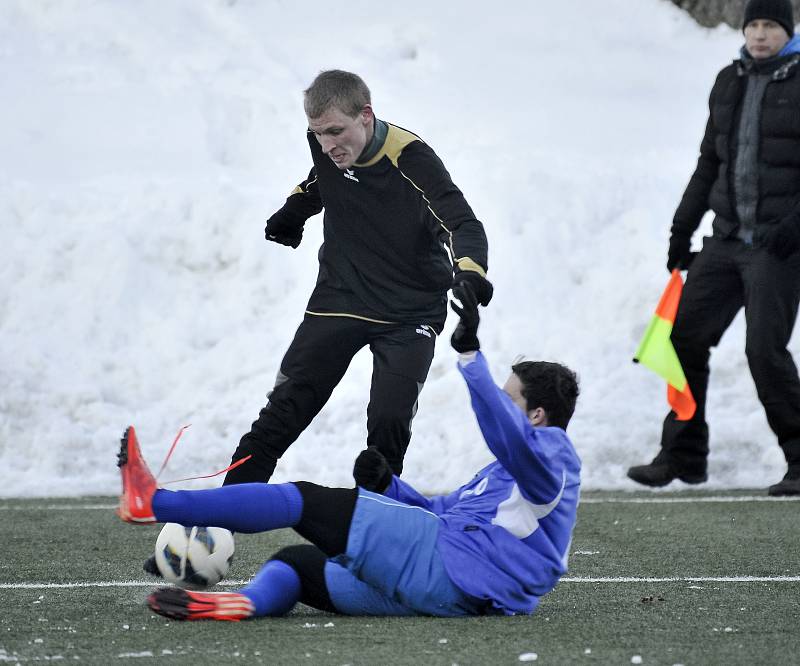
{"left": 628, "top": 0, "right": 800, "bottom": 495}
{"left": 226, "top": 70, "right": 491, "bottom": 484}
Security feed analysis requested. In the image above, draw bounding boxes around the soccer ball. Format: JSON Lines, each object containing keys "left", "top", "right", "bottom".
{"left": 154, "top": 523, "right": 235, "bottom": 590}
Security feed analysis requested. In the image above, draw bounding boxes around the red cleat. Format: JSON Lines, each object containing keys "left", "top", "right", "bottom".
{"left": 147, "top": 587, "right": 255, "bottom": 621}
{"left": 117, "top": 426, "right": 157, "bottom": 524}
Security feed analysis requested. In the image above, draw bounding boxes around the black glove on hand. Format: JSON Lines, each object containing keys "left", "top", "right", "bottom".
{"left": 764, "top": 216, "right": 800, "bottom": 260}
{"left": 450, "top": 280, "right": 480, "bottom": 353}
{"left": 666, "top": 233, "right": 694, "bottom": 272}
{"left": 452, "top": 270, "right": 493, "bottom": 306}
{"left": 265, "top": 210, "right": 304, "bottom": 249}
{"left": 353, "top": 446, "right": 394, "bottom": 493}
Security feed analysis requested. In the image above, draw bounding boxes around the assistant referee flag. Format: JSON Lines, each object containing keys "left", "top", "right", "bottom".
{"left": 633, "top": 270, "right": 696, "bottom": 421}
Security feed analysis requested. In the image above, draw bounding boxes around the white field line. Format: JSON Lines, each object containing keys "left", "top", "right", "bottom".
{"left": 1, "top": 495, "right": 799, "bottom": 510}
{"left": 3, "top": 576, "right": 800, "bottom": 590}
{"left": 0, "top": 580, "right": 252, "bottom": 589}
{"left": 0, "top": 504, "right": 118, "bottom": 510}
{"left": 580, "top": 496, "right": 800, "bottom": 504}
{"left": 562, "top": 576, "right": 800, "bottom": 583}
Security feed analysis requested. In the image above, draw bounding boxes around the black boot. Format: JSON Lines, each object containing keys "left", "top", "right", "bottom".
{"left": 627, "top": 461, "right": 707, "bottom": 487}
{"left": 768, "top": 466, "right": 800, "bottom": 496}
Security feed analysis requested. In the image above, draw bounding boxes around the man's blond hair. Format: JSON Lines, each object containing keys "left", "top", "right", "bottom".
{"left": 304, "top": 70, "right": 371, "bottom": 119}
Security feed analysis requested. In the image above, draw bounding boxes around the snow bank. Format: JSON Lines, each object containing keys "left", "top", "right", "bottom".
{"left": 1, "top": 0, "right": 788, "bottom": 496}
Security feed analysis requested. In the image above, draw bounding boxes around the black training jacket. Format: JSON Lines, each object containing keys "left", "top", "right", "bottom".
{"left": 671, "top": 53, "right": 800, "bottom": 241}
{"left": 275, "top": 120, "right": 488, "bottom": 330}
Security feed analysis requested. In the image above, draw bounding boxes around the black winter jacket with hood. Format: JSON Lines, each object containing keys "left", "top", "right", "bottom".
{"left": 671, "top": 47, "right": 800, "bottom": 244}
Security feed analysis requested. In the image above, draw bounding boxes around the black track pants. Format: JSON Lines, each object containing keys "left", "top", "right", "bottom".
{"left": 224, "top": 314, "right": 436, "bottom": 484}
{"left": 659, "top": 236, "right": 800, "bottom": 471}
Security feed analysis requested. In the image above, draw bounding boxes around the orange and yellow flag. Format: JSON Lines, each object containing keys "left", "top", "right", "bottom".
{"left": 633, "top": 270, "right": 696, "bottom": 420}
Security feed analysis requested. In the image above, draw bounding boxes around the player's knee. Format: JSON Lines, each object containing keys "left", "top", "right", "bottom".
{"left": 671, "top": 334, "right": 710, "bottom": 366}
{"left": 369, "top": 406, "right": 414, "bottom": 439}
{"left": 745, "top": 343, "right": 783, "bottom": 381}
{"left": 270, "top": 545, "right": 336, "bottom": 612}
{"left": 222, "top": 431, "right": 282, "bottom": 484}
{"left": 270, "top": 544, "right": 324, "bottom": 571}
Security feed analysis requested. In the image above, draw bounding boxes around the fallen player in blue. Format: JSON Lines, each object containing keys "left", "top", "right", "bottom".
{"left": 117, "top": 281, "right": 581, "bottom": 620}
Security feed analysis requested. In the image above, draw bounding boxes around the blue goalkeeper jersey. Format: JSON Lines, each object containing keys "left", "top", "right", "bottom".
{"left": 383, "top": 351, "right": 581, "bottom": 615}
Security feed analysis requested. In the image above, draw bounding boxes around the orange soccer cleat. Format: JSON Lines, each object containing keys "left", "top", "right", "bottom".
{"left": 117, "top": 426, "right": 158, "bottom": 523}
{"left": 147, "top": 587, "right": 255, "bottom": 621}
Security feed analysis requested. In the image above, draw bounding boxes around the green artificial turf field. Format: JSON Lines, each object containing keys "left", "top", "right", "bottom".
{"left": 2, "top": 491, "right": 798, "bottom": 665}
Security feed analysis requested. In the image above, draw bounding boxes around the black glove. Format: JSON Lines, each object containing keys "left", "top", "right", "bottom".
{"left": 763, "top": 216, "right": 800, "bottom": 260}
{"left": 265, "top": 210, "right": 304, "bottom": 249}
{"left": 452, "top": 270, "right": 493, "bottom": 306}
{"left": 353, "top": 446, "right": 394, "bottom": 493}
{"left": 666, "top": 233, "right": 694, "bottom": 272}
{"left": 450, "top": 280, "right": 480, "bottom": 353}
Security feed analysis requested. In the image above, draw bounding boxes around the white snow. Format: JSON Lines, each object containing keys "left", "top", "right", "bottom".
{"left": 1, "top": 0, "right": 792, "bottom": 497}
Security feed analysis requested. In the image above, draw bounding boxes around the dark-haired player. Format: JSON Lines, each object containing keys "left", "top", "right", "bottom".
{"left": 118, "top": 283, "right": 580, "bottom": 620}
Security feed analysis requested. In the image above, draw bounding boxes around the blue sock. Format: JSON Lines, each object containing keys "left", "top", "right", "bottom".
{"left": 239, "top": 560, "right": 302, "bottom": 617}
{"left": 152, "top": 483, "right": 304, "bottom": 533}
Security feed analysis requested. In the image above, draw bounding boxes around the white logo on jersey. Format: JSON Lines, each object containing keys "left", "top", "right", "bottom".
{"left": 459, "top": 476, "right": 488, "bottom": 499}
{"left": 343, "top": 168, "right": 359, "bottom": 182}
{"left": 415, "top": 327, "right": 432, "bottom": 338}
{"left": 491, "top": 470, "right": 567, "bottom": 539}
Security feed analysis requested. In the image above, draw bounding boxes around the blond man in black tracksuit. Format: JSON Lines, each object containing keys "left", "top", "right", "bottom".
{"left": 226, "top": 70, "right": 491, "bottom": 483}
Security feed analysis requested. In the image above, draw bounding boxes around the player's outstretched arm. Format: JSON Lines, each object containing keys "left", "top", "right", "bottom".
{"left": 458, "top": 353, "right": 563, "bottom": 502}
{"left": 449, "top": 284, "right": 562, "bottom": 501}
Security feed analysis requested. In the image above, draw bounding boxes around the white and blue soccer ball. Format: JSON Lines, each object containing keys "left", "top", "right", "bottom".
{"left": 154, "top": 523, "right": 235, "bottom": 590}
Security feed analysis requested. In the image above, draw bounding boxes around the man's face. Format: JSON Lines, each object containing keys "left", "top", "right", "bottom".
{"left": 503, "top": 373, "right": 547, "bottom": 426}
{"left": 502, "top": 373, "right": 529, "bottom": 416}
{"left": 307, "top": 105, "right": 374, "bottom": 170}
{"left": 745, "top": 19, "right": 790, "bottom": 60}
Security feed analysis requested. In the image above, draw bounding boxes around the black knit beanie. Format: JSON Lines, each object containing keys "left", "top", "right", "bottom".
{"left": 743, "top": 0, "right": 795, "bottom": 37}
